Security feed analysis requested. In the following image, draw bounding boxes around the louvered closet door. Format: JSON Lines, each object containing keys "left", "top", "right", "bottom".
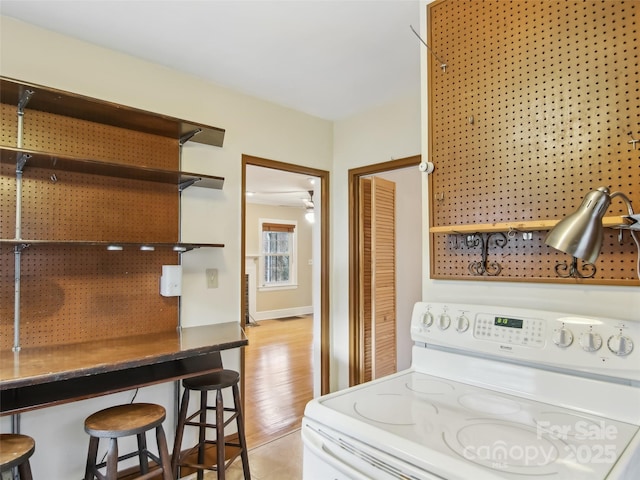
{"left": 359, "top": 176, "right": 397, "bottom": 381}
{"left": 371, "top": 177, "right": 396, "bottom": 379}
{"left": 359, "top": 178, "right": 373, "bottom": 382}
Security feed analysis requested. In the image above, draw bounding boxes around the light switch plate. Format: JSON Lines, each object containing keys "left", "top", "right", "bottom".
{"left": 206, "top": 268, "right": 218, "bottom": 288}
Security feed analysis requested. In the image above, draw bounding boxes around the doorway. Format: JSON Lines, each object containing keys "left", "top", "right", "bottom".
{"left": 348, "top": 155, "right": 422, "bottom": 386}
{"left": 241, "top": 154, "right": 329, "bottom": 445}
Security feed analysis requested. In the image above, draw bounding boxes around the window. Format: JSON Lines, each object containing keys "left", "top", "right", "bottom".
{"left": 260, "top": 220, "right": 297, "bottom": 288}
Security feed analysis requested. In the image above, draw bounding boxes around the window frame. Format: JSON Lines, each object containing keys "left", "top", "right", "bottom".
{"left": 259, "top": 219, "right": 298, "bottom": 290}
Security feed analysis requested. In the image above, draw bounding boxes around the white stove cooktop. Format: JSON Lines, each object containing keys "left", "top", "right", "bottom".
{"left": 312, "top": 369, "right": 638, "bottom": 479}
{"left": 303, "top": 303, "right": 640, "bottom": 480}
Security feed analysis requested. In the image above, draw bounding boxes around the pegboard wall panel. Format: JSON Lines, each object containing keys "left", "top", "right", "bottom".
{"left": 0, "top": 245, "right": 179, "bottom": 350}
{"left": 1, "top": 88, "right": 186, "bottom": 349}
{"left": 19, "top": 168, "right": 178, "bottom": 242}
{"left": 21, "top": 109, "right": 178, "bottom": 169}
{"left": 0, "top": 163, "right": 16, "bottom": 239}
{"left": 428, "top": 0, "right": 639, "bottom": 284}
{"left": 0, "top": 103, "right": 18, "bottom": 147}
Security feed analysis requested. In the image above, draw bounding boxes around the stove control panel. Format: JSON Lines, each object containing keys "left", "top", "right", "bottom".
{"left": 411, "top": 302, "right": 640, "bottom": 382}
{"left": 474, "top": 313, "right": 545, "bottom": 347}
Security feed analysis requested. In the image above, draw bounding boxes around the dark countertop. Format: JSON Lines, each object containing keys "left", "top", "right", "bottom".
{"left": 0, "top": 322, "right": 247, "bottom": 414}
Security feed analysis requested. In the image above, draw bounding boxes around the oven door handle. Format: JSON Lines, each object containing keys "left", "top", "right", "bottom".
{"left": 302, "top": 424, "right": 372, "bottom": 479}
{"left": 303, "top": 422, "right": 438, "bottom": 480}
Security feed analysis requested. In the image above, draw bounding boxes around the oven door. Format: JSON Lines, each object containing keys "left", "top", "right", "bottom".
{"left": 302, "top": 418, "right": 446, "bottom": 480}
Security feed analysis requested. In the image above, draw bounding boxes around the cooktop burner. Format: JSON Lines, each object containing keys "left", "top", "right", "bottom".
{"left": 443, "top": 420, "right": 563, "bottom": 474}
{"left": 353, "top": 393, "right": 438, "bottom": 425}
{"left": 405, "top": 378, "right": 454, "bottom": 395}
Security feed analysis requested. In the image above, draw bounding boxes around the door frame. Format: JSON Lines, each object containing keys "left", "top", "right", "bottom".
{"left": 241, "top": 154, "right": 330, "bottom": 395}
{"left": 348, "top": 155, "right": 421, "bottom": 386}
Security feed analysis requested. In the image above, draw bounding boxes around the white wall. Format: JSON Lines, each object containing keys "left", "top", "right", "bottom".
{"left": 331, "top": 92, "right": 423, "bottom": 389}
{"left": 0, "top": 16, "right": 332, "bottom": 479}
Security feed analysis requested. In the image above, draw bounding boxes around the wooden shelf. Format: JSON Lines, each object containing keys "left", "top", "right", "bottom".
{"left": 429, "top": 217, "right": 630, "bottom": 235}
{"left": 1, "top": 146, "right": 224, "bottom": 190}
{"left": 0, "top": 239, "right": 224, "bottom": 250}
{"left": 1, "top": 77, "right": 225, "bottom": 147}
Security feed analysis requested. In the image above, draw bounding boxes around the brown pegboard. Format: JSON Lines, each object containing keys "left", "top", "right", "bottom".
{"left": 0, "top": 103, "right": 18, "bottom": 147}
{"left": 428, "top": 0, "right": 639, "bottom": 284}
{"left": 23, "top": 109, "right": 178, "bottom": 169}
{"left": 1, "top": 88, "right": 184, "bottom": 349}
{"left": 0, "top": 244, "right": 179, "bottom": 350}
{"left": 19, "top": 168, "right": 178, "bottom": 242}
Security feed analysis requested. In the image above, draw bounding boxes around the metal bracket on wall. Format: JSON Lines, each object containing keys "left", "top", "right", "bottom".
{"left": 467, "top": 232, "right": 508, "bottom": 276}
{"left": 555, "top": 257, "right": 596, "bottom": 279}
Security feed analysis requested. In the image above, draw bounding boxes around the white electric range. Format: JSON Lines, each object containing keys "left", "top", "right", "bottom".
{"left": 302, "top": 302, "right": 640, "bottom": 479}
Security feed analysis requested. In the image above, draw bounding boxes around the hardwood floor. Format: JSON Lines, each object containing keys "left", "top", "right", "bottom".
{"left": 244, "top": 315, "right": 313, "bottom": 448}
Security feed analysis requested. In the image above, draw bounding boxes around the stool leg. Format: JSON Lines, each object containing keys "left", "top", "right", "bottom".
{"left": 84, "top": 436, "right": 99, "bottom": 480}
{"left": 137, "top": 432, "right": 149, "bottom": 474}
{"left": 105, "top": 437, "right": 118, "bottom": 480}
{"left": 172, "top": 387, "right": 190, "bottom": 479}
{"left": 232, "top": 383, "right": 251, "bottom": 480}
{"left": 216, "top": 388, "right": 225, "bottom": 480}
{"left": 155, "top": 425, "right": 173, "bottom": 480}
{"left": 198, "top": 390, "right": 208, "bottom": 480}
{"left": 17, "top": 459, "right": 34, "bottom": 480}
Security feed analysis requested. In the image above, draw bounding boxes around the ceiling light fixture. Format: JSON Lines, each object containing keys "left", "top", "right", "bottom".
{"left": 305, "top": 190, "right": 315, "bottom": 223}
{"left": 544, "top": 187, "right": 640, "bottom": 279}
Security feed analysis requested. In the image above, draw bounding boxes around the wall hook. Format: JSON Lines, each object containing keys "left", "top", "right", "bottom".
{"left": 628, "top": 132, "right": 639, "bottom": 150}
{"left": 410, "top": 25, "right": 448, "bottom": 72}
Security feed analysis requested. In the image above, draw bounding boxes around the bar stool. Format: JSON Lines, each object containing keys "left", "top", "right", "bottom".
{"left": 0, "top": 434, "right": 35, "bottom": 480}
{"left": 83, "top": 403, "right": 172, "bottom": 480}
{"left": 172, "top": 370, "right": 251, "bottom": 480}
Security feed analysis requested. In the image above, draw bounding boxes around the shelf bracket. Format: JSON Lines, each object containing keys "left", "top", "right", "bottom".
{"left": 554, "top": 257, "right": 596, "bottom": 279}
{"left": 179, "top": 177, "right": 200, "bottom": 191}
{"left": 17, "top": 89, "right": 34, "bottom": 115}
{"left": 467, "top": 232, "right": 508, "bottom": 276}
{"left": 179, "top": 128, "right": 203, "bottom": 146}
{"left": 16, "top": 153, "right": 30, "bottom": 174}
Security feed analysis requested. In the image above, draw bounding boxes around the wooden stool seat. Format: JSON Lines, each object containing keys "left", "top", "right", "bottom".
{"left": 183, "top": 370, "right": 239, "bottom": 391}
{"left": 0, "top": 434, "right": 35, "bottom": 479}
{"left": 172, "top": 370, "right": 250, "bottom": 479}
{"left": 84, "top": 403, "right": 172, "bottom": 480}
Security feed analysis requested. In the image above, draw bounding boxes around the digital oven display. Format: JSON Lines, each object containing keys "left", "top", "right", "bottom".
{"left": 494, "top": 316, "right": 524, "bottom": 329}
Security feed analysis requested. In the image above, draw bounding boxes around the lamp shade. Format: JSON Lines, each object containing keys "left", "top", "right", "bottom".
{"left": 544, "top": 187, "right": 612, "bottom": 264}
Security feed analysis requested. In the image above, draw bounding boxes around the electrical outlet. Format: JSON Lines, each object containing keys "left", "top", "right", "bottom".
{"left": 206, "top": 268, "right": 218, "bottom": 288}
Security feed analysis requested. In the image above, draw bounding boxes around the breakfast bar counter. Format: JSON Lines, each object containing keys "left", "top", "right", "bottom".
{"left": 0, "top": 322, "right": 247, "bottom": 415}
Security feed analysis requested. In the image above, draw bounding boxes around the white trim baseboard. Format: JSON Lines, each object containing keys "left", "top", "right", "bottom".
{"left": 253, "top": 306, "right": 313, "bottom": 321}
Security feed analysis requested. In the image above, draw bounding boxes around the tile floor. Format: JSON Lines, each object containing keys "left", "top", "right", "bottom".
{"left": 182, "top": 428, "right": 303, "bottom": 479}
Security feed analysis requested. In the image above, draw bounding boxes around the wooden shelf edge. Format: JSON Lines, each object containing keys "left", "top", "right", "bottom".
{"left": 1, "top": 77, "right": 225, "bottom": 147}
{"left": 0, "top": 146, "right": 225, "bottom": 190}
{"left": 429, "top": 274, "right": 640, "bottom": 286}
{"left": 0, "top": 240, "right": 224, "bottom": 250}
{"left": 430, "top": 217, "right": 629, "bottom": 234}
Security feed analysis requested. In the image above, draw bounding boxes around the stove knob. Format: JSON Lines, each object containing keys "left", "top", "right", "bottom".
{"left": 552, "top": 327, "right": 573, "bottom": 348}
{"left": 437, "top": 313, "right": 451, "bottom": 330}
{"left": 607, "top": 334, "right": 634, "bottom": 356}
{"left": 455, "top": 314, "right": 469, "bottom": 333}
{"left": 421, "top": 311, "right": 434, "bottom": 327}
{"left": 579, "top": 331, "right": 602, "bottom": 352}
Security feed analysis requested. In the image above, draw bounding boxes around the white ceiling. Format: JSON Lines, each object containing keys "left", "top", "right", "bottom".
{"left": 245, "top": 164, "right": 318, "bottom": 208}
{"left": 1, "top": 0, "right": 422, "bottom": 207}
{"left": 0, "top": 0, "right": 421, "bottom": 121}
